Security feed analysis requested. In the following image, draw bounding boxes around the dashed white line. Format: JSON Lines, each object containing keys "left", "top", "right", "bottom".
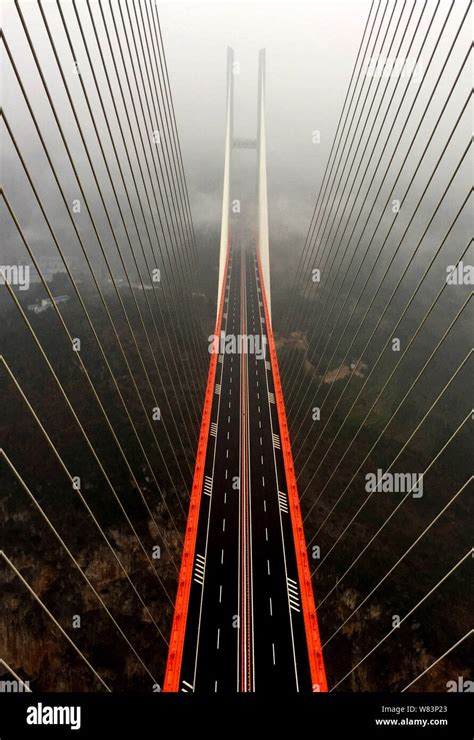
{"left": 269, "top": 597, "right": 273, "bottom": 616}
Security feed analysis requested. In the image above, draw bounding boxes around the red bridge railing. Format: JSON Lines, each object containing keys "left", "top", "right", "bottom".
{"left": 164, "top": 242, "right": 327, "bottom": 692}
{"left": 163, "top": 242, "right": 231, "bottom": 692}
{"left": 257, "top": 250, "right": 328, "bottom": 693}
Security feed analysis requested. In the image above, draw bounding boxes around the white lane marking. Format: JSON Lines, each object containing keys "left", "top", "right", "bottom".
{"left": 225, "top": 469, "right": 228, "bottom": 480}
{"left": 222, "top": 518, "right": 226, "bottom": 532}
{"left": 221, "top": 549, "right": 224, "bottom": 564}
{"left": 272, "top": 433, "right": 281, "bottom": 450}
{"left": 262, "top": 475, "right": 265, "bottom": 487}
{"left": 269, "top": 597, "right": 273, "bottom": 616}
{"left": 228, "top": 415, "right": 231, "bottom": 423}
{"left": 228, "top": 400, "right": 231, "bottom": 408}
{"left": 265, "top": 527, "right": 268, "bottom": 541}
{"left": 224, "top": 492, "right": 227, "bottom": 504}
{"left": 210, "top": 421, "right": 217, "bottom": 437}
{"left": 289, "top": 598, "right": 301, "bottom": 613}
{"left": 219, "top": 585, "right": 223, "bottom": 603}
{"left": 258, "top": 420, "right": 261, "bottom": 428}
{"left": 278, "top": 490, "right": 289, "bottom": 514}
{"left": 261, "top": 455, "right": 264, "bottom": 465}
{"left": 243, "top": 251, "right": 257, "bottom": 691}
{"left": 263, "top": 500, "right": 267, "bottom": 512}
{"left": 226, "top": 449, "right": 229, "bottom": 458}
{"left": 182, "top": 680, "right": 194, "bottom": 690}
{"left": 258, "top": 405, "right": 261, "bottom": 414}
{"left": 215, "top": 680, "right": 218, "bottom": 692}
{"left": 227, "top": 431, "right": 230, "bottom": 440}
{"left": 215, "top": 383, "right": 221, "bottom": 395}
{"left": 203, "top": 476, "right": 213, "bottom": 496}
{"left": 288, "top": 579, "right": 301, "bottom": 612}
{"left": 255, "top": 263, "right": 300, "bottom": 691}
{"left": 272, "top": 643, "right": 276, "bottom": 665}
{"left": 259, "top": 436, "right": 263, "bottom": 445}
{"left": 217, "top": 628, "right": 221, "bottom": 649}
{"left": 267, "top": 559, "right": 271, "bottom": 575}
{"left": 194, "top": 553, "right": 206, "bottom": 585}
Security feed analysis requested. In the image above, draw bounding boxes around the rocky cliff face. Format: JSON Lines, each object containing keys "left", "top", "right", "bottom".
{"left": 1, "top": 505, "right": 179, "bottom": 691}
{"left": 1, "top": 288, "right": 193, "bottom": 692}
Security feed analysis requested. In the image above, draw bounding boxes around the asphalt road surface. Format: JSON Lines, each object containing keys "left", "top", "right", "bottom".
{"left": 178, "top": 220, "right": 312, "bottom": 693}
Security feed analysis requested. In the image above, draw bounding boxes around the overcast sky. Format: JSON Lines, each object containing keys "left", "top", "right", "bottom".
{"left": 2, "top": 0, "right": 471, "bottom": 298}
{"left": 158, "top": 0, "right": 371, "bottom": 233}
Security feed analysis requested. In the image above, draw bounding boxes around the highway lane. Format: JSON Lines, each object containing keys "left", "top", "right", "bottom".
{"left": 178, "top": 220, "right": 313, "bottom": 692}
{"left": 179, "top": 234, "right": 241, "bottom": 693}
{"left": 247, "top": 246, "right": 312, "bottom": 692}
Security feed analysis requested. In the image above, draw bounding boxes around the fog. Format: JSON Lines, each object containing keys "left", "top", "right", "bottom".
{"left": 158, "top": 0, "right": 370, "bottom": 235}
{"left": 0, "top": 0, "right": 372, "bottom": 273}
{"left": 1, "top": 0, "right": 472, "bottom": 694}
{"left": 1, "top": 0, "right": 471, "bottom": 312}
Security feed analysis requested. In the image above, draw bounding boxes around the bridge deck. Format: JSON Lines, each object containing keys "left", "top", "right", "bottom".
{"left": 165, "top": 218, "right": 326, "bottom": 692}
